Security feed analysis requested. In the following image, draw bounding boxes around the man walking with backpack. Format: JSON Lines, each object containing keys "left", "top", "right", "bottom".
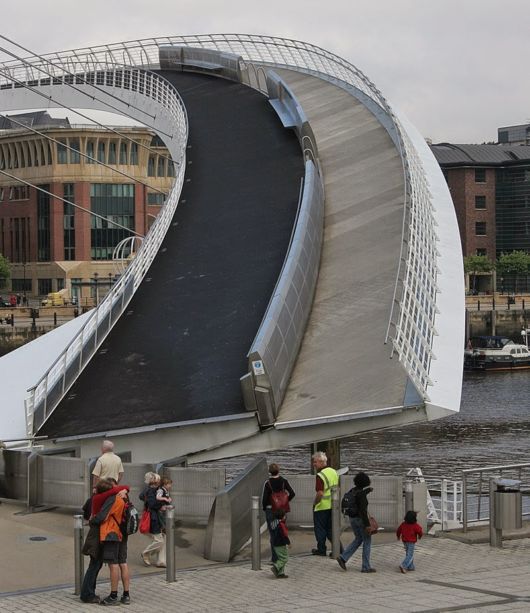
{"left": 262, "top": 463, "right": 295, "bottom": 563}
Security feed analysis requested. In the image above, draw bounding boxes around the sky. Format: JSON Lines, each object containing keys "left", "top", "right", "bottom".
{"left": 0, "top": 0, "right": 528, "bottom": 143}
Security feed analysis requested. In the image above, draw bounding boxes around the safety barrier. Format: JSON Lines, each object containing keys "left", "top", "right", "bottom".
{"left": 204, "top": 457, "right": 268, "bottom": 562}
{"left": 241, "top": 158, "right": 324, "bottom": 426}
{"left": 159, "top": 46, "right": 242, "bottom": 81}
{"left": 0, "top": 449, "right": 225, "bottom": 522}
{"left": 285, "top": 475, "right": 404, "bottom": 530}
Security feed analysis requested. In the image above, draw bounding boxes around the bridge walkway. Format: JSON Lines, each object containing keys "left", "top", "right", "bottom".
{"left": 39, "top": 71, "right": 303, "bottom": 438}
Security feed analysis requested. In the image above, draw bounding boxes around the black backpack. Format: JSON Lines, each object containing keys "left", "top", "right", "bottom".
{"left": 122, "top": 500, "right": 140, "bottom": 535}
{"left": 341, "top": 488, "right": 358, "bottom": 517}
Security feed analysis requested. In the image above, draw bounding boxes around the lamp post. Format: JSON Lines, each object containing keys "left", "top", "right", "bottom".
{"left": 93, "top": 272, "right": 99, "bottom": 306}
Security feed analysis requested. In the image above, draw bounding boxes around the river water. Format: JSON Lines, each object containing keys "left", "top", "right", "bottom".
{"left": 210, "top": 371, "right": 530, "bottom": 480}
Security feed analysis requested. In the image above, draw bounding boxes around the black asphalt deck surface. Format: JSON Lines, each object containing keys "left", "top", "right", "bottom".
{"left": 40, "top": 71, "right": 303, "bottom": 438}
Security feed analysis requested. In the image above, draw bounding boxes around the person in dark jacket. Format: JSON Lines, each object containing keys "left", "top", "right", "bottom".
{"left": 269, "top": 509, "right": 291, "bottom": 578}
{"left": 139, "top": 472, "right": 166, "bottom": 567}
{"left": 336, "top": 471, "right": 376, "bottom": 573}
{"left": 262, "top": 463, "right": 295, "bottom": 563}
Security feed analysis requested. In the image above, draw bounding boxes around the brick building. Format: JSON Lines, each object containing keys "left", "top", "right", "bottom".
{"left": 0, "top": 111, "right": 173, "bottom": 303}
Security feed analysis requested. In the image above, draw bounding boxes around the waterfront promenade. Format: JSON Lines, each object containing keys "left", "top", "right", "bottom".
{"left": 2, "top": 503, "right": 530, "bottom": 612}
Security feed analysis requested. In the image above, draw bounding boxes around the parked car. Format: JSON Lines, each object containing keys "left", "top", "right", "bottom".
{"left": 0, "top": 296, "right": 10, "bottom": 307}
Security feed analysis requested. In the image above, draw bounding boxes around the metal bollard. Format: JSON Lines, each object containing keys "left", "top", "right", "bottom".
{"left": 405, "top": 480, "right": 414, "bottom": 512}
{"left": 251, "top": 495, "right": 261, "bottom": 570}
{"left": 331, "top": 486, "right": 341, "bottom": 558}
{"left": 73, "top": 514, "right": 84, "bottom": 596}
{"left": 54, "top": 312, "right": 57, "bottom": 326}
{"left": 165, "top": 506, "right": 176, "bottom": 582}
{"left": 489, "top": 478, "right": 502, "bottom": 548}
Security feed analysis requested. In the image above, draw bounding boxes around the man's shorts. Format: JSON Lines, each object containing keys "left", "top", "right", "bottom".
{"left": 102, "top": 537, "right": 127, "bottom": 565}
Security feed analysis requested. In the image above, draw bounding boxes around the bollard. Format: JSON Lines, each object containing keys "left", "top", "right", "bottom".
{"left": 10, "top": 312, "right": 14, "bottom": 327}
{"left": 405, "top": 480, "right": 414, "bottom": 513}
{"left": 331, "top": 486, "right": 341, "bottom": 558}
{"left": 251, "top": 495, "right": 261, "bottom": 570}
{"left": 489, "top": 478, "right": 502, "bottom": 548}
{"left": 74, "top": 514, "right": 84, "bottom": 596}
{"left": 165, "top": 506, "right": 176, "bottom": 582}
{"left": 54, "top": 312, "right": 57, "bottom": 326}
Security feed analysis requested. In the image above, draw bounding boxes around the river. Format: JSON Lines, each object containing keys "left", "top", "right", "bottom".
{"left": 209, "top": 371, "right": 530, "bottom": 480}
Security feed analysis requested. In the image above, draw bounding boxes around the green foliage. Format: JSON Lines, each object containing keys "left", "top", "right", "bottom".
{"left": 463, "top": 255, "right": 494, "bottom": 274}
{"left": 496, "top": 251, "right": 530, "bottom": 275}
{"left": 0, "top": 253, "right": 9, "bottom": 288}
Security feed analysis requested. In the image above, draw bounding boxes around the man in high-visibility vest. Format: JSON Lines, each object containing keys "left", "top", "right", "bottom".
{"left": 311, "top": 451, "right": 339, "bottom": 556}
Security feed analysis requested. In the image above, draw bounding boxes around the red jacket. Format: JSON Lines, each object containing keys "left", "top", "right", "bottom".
{"left": 396, "top": 521, "right": 423, "bottom": 543}
{"left": 91, "top": 485, "right": 129, "bottom": 516}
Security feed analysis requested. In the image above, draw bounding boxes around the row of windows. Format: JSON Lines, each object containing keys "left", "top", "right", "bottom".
{"left": 0, "top": 140, "right": 53, "bottom": 170}
{"left": 0, "top": 185, "right": 29, "bottom": 201}
{"left": 147, "top": 155, "right": 176, "bottom": 178}
{"left": 85, "top": 140, "right": 138, "bottom": 166}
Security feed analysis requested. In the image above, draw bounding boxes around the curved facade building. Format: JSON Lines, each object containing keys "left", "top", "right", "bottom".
{"left": 0, "top": 36, "right": 464, "bottom": 462}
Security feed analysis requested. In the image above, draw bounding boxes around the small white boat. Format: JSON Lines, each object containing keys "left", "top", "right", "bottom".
{"left": 464, "top": 336, "right": 530, "bottom": 371}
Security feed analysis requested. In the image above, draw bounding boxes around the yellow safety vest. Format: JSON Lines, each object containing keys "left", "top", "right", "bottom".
{"left": 314, "top": 466, "right": 339, "bottom": 511}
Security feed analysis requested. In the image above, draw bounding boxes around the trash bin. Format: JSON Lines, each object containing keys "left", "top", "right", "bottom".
{"left": 493, "top": 478, "right": 522, "bottom": 530}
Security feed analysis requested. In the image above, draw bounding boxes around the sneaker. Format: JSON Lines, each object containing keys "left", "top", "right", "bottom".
{"left": 100, "top": 595, "right": 120, "bottom": 606}
{"left": 120, "top": 594, "right": 131, "bottom": 605}
{"left": 141, "top": 553, "right": 151, "bottom": 566}
{"left": 361, "top": 568, "right": 377, "bottom": 573}
{"left": 80, "top": 595, "right": 101, "bottom": 604}
{"left": 336, "top": 557, "right": 347, "bottom": 571}
{"left": 271, "top": 566, "right": 279, "bottom": 578}
{"left": 311, "top": 549, "right": 327, "bottom": 556}
{"left": 399, "top": 566, "right": 406, "bottom": 574}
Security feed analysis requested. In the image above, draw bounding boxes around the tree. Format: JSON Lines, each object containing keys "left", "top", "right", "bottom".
{"left": 463, "top": 255, "right": 494, "bottom": 294}
{"left": 0, "top": 253, "right": 9, "bottom": 289}
{"left": 496, "top": 251, "right": 530, "bottom": 293}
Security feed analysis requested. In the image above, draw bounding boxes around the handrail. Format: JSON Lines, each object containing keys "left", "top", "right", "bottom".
{"left": 0, "top": 34, "right": 439, "bottom": 430}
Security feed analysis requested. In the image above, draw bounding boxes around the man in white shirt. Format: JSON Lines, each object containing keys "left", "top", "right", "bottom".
{"left": 92, "top": 440, "right": 124, "bottom": 493}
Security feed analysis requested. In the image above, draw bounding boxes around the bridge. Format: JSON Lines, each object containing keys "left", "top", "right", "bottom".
{"left": 0, "top": 35, "right": 464, "bottom": 463}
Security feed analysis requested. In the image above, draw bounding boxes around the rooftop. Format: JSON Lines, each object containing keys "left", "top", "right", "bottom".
{"left": 430, "top": 142, "right": 530, "bottom": 166}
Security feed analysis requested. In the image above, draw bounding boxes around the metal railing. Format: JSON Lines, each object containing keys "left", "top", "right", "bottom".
{"left": 0, "top": 34, "right": 440, "bottom": 425}
{"left": 462, "top": 463, "right": 530, "bottom": 531}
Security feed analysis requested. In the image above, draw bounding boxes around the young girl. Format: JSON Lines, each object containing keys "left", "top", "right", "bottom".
{"left": 156, "top": 477, "right": 173, "bottom": 511}
{"left": 270, "top": 509, "right": 291, "bottom": 579}
{"left": 396, "top": 510, "right": 423, "bottom": 573}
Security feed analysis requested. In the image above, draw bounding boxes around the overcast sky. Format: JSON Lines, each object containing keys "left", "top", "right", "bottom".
{"left": 1, "top": 0, "right": 528, "bottom": 143}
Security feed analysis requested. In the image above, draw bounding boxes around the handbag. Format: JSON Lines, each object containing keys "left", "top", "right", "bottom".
{"left": 139, "top": 509, "right": 151, "bottom": 534}
{"left": 368, "top": 515, "right": 379, "bottom": 534}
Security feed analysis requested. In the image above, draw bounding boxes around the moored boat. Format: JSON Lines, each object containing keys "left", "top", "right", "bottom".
{"left": 464, "top": 336, "right": 530, "bottom": 371}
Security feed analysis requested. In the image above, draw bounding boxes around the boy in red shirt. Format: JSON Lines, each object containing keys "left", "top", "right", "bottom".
{"left": 396, "top": 510, "right": 423, "bottom": 573}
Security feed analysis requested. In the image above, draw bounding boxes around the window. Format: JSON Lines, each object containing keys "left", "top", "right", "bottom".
{"left": 130, "top": 142, "right": 138, "bottom": 165}
{"left": 475, "top": 168, "right": 486, "bottom": 183}
{"left": 119, "top": 142, "right": 127, "bottom": 164}
{"left": 70, "top": 139, "right": 81, "bottom": 164}
{"left": 37, "top": 186, "right": 51, "bottom": 261}
{"left": 475, "top": 222, "right": 487, "bottom": 236}
{"left": 498, "top": 131, "right": 509, "bottom": 144}
{"left": 57, "top": 139, "right": 68, "bottom": 164}
{"left": 147, "top": 156, "right": 155, "bottom": 177}
{"left": 157, "top": 157, "right": 165, "bottom": 177}
{"left": 0, "top": 188, "right": 3, "bottom": 201}
{"left": 57, "top": 278, "right": 65, "bottom": 291}
{"left": 97, "top": 141, "right": 106, "bottom": 164}
{"left": 86, "top": 140, "right": 95, "bottom": 163}
{"left": 476, "top": 248, "right": 487, "bottom": 256}
{"left": 63, "top": 183, "right": 75, "bottom": 261}
{"left": 38, "top": 278, "right": 52, "bottom": 295}
{"left": 9, "top": 185, "right": 29, "bottom": 200}
{"left": 147, "top": 193, "right": 166, "bottom": 205}
{"left": 108, "top": 142, "right": 117, "bottom": 164}
{"left": 167, "top": 161, "right": 175, "bottom": 178}
{"left": 475, "top": 195, "right": 486, "bottom": 209}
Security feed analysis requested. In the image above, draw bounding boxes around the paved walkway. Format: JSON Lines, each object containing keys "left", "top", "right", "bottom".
{"left": 3, "top": 536, "right": 530, "bottom": 612}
